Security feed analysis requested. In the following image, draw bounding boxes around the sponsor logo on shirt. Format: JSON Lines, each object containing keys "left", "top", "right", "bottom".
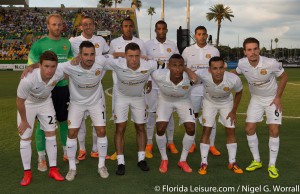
{"left": 167, "top": 48, "right": 172, "bottom": 53}
{"left": 141, "top": 70, "right": 148, "bottom": 74}
{"left": 205, "top": 54, "right": 211, "bottom": 59}
{"left": 223, "top": 87, "right": 230, "bottom": 92}
{"left": 63, "top": 45, "right": 67, "bottom": 50}
{"left": 95, "top": 43, "right": 100, "bottom": 48}
{"left": 260, "top": 69, "right": 267, "bottom": 75}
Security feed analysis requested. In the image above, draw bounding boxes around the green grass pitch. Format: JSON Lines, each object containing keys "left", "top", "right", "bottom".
{"left": 0, "top": 69, "right": 299, "bottom": 194}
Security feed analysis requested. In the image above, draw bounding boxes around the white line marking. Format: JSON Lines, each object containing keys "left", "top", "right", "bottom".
{"left": 237, "top": 113, "right": 300, "bottom": 119}
{"left": 287, "top": 83, "right": 300, "bottom": 86}
{"left": 105, "top": 87, "right": 113, "bottom": 97}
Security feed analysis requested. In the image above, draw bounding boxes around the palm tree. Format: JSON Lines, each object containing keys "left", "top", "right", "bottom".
{"left": 98, "top": 0, "right": 113, "bottom": 8}
{"left": 114, "top": 0, "right": 123, "bottom": 8}
{"left": 148, "top": 7, "right": 156, "bottom": 39}
{"left": 206, "top": 4, "right": 234, "bottom": 47}
{"left": 131, "top": 0, "right": 142, "bottom": 11}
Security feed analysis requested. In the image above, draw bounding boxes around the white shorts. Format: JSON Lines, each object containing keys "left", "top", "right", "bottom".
{"left": 156, "top": 97, "right": 195, "bottom": 124}
{"left": 145, "top": 88, "right": 159, "bottom": 113}
{"left": 190, "top": 95, "right": 203, "bottom": 114}
{"left": 68, "top": 100, "right": 106, "bottom": 128}
{"left": 114, "top": 94, "right": 147, "bottom": 124}
{"left": 17, "top": 100, "right": 57, "bottom": 139}
{"left": 246, "top": 96, "right": 282, "bottom": 124}
{"left": 202, "top": 99, "right": 235, "bottom": 128}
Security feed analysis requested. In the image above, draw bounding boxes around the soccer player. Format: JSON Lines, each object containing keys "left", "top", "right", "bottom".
{"left": 232, "top": 37, "right": 288, "bottom": 178}
{"left": 104, "top": 42, "right": 156, "bottom": 175}
{"left": 69, "top": 15, "right": 110, "bottom": 161}
{"left": 152, "top": 54, "right": 197, "bottom": 173}
{"left": 182, "top": 26, "right": 221, "bottom": 155}
{"left": 144, "top": 20, "right": 180, "bottom": 158}
{"left": 108, "top": 18, "right": 147, "bottom": 160}
{"left": 17, "top": 51, "right": 65, "bottom": 186}
{"left": 27, "top": 14, "right": 73, "bottom": 171}
{"left": 196, "top": 56, "right": 243, "bottom": 175}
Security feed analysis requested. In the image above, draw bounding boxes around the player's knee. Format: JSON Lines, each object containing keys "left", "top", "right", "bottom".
{"left": 68, "top": 128, "right": 78, "bottom": 138}
{"left": 44, "top": 130, "right": 56, "bottom": 137}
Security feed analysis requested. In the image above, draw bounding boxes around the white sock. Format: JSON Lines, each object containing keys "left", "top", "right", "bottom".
{"left": 209, "top": 122, "right": 217, "bottom": 146}
{"left": 167, "top": 115, "right": 175, "bottom": 144}
{"left": 20, "top": 140, "right": 32, "bottom": 170}
{"left": 63, "top": 146, "right": 67, "bottom": 157}
{"left": 180, "top": 133, "right": 194, "bottom": 162}
{"left": 97, "top": 136, "right": 108, "bottom": 168}
{"left": 226, "top": 143, "right": 237, "bottom": 164}
{"left": 247, "top": 133, "right": 260, "bottom": 162}
{"left": 117, "top": 154, "right": 125, "bottom": 165}
{"left": 45, "top": 136, "right": 57, "bottom": 167}
{"left": 138, "top": 151, "right": 145, "bottom": 162}
{"left": 156, "top": 134, "right": 168, "bottom": 160}
{"left": 78, "top": 120, "right": 86, "bottom": 151}
{"left": 66, "top": 137, "right": 77, "bottom": 170}
{"left": 269, "top": 137, "right": 280, "bottom": 166}
{"left": 200, "top": 143, "right": 210, "bottom": 164}
{"left": 146, "top": 112, "right": 155, "bottom": 145}
{"left": 38, "top": 150, "right": 46, "bottom": 160}
{"left": 92, "top": 127, "right": 98, "bottom": 152}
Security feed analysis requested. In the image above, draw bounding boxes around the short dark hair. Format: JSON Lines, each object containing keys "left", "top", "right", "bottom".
{"left": 125, "top": 42, "right": 140, "bottom": 53}
{"left": 243, "top": 37, "right": 260, "bottom": 50}
{"left": 169, "top": 54, "right": 184, "bottom": 63}
{"left": 121, "top": 18, "right": 134, "bottom": 26}
{"left": 155, "top": 20, "right": 167, "bottom": 29}
{"left": 40, "top": 51, "right": 58, "bottom": 64}
{"left": 80, "top": 15, "right": 94, "bottom": 25}
{"left": 195, "top": 26, "right": 207, "bottom": 34}
{"left": 209, "top": 56, "right": 224, "bottom": 67}
{"left": 79, "top": 41, "right": 95, "bottom": 53}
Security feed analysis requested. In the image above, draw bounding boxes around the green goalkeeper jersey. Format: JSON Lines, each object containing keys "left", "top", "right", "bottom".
{"left": 28, "top": 36, "right": 73, "bottom": 86}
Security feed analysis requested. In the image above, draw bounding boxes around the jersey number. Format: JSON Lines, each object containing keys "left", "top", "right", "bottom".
{"left": 189, "top": 108, "right": 193, "bottom": 115}
{"left": 48, "top": 116, "right": 54, "bottom": 125}
{"left": 274, "top": 110, "right": 280, "bottom": 117}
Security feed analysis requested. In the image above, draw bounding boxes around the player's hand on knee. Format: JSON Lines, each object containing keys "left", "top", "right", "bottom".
{"left": 145, "top": 81, "right": 152, "bottom": 94}
{"left": 226, "top": 111, "right": 237, "bottom": 126}
{"left": 270, "top": 97, "right": 282, "bottom": 112}
{"left": 18, "top": 121, "right": 31, "bottom": 135}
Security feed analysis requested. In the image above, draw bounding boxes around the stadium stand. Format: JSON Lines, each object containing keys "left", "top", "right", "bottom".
{"left": 0, "top": 7, "right": 137, "bottom": 60}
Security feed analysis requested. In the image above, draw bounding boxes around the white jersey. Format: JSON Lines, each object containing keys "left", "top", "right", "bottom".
{"left": 103, "top": 58, "right": 157, "bottom": 97}
{"left": 236, "top": 56, "right": 284, "bottom": 98}
{"left": 151, "top": 69, "right": 192, "bottom": 101}
{"left": 17, "top": 68, "right": 64, "bottom": 104}
{"left": 69, "top": 34, "right": 110, "bottom": 56}
{"left": 196, "top": 69, "right": 243, "bottom": 104}
{"left": 59, "top": 55, "right": 111, "bottom": 105}
{"left": 182, "top": 44, "right": 220, "bottom": 96}
{"left": 109, "top": 36, "right": 146, "bottom": 55}
{"left": 145, "top": 38, "right": 179, "bottom": 89}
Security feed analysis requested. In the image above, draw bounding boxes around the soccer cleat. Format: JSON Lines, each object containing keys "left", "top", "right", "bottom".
{"left": 178, "top": 161, "right": 192, "bottom": 173}
{"left": 65, "top": 169, "right": 77, "bottom": 181}
{"left": 209, "top": 146, "right": 221, "bottom": 156}
{"left": 63, "top": 155, "right": 79, "bottom": 164}
{"left": 49, "top": 167, "right": 65, "bottom": 181}
{"left": 189, "top": 143, "right": 196, "bottom": 153}
{"left": 116, "top": 164, "right": 125, "bottom": 175}
{"left": 246, "top": 160, "right": 262, "bottom": 172}
{"left": 159, "top": 160, "right": 168, "bottom": 173}
{"left": 77, "top": 150, "right": 86, "bottom": 161}
{"left": 110, "top": 152, "right": 117, "bottom": 161}
{"left": 268, "top": 165, "right": 279, "bottom": 178}
{"left": 20, "top": 170, "right": 32, "bottom": 186}
{"left": 90, "top": 151, "right": 99, "bottom": 158}
{"left": 145, "top": 144, "right": 153, "bottom": 158}
{"left": 198, "top": 163, "right": 208, "bottom": 175}
{"left": 167, "top": 143, "right": 179, "bottom": 154}
{"left": 228, "top": 163, "right": 243, "bottom": 174}
{"left": 98, "top": 166, "right": 109, "bottom": 178}
{"left": 137, "top": 160, "right": 150, "bottom": 171}
{"left": 37, "top": 159, "right": 47, "bottom": 172}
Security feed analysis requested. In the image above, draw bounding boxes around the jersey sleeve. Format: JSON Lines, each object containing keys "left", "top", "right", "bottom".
{"left": 27, "top": 42, "right": 41, "bottom": 65}
{"left": 108, "top": 40, "right": 116, "bottom": 54}
{"left": 149, "top": 60, "right": 158, "bottom": 72}
{"left": 17, "top": 78, "right": 32, "bottom": 100}
{"left": 272, "top": 59, "right": 284, "bottom": 77}
{"left": 69, "top": 37, "right": 79, "bottom": 57}
{"left": 57, "top": 61, "right": 70, "bottom": 77}
{"left": 103, "top": 58, "right": 117, "bottom": 71}
{"left": 235, "top": 61, "right": 243, "bottom": 75}
{"left": 102, "top": 41, "right": 110, "bottom": 53}
{"left": 182, "top": 48, "right": 188, "bottom": 64}
{"left": 174, "top": 45, "right": 180, "bottom": 54}
{"left": 194, "top": 69, "right": 205, "bottom": 83}
{"left": 233, "top": 75, "right": 243, "bottom": 92}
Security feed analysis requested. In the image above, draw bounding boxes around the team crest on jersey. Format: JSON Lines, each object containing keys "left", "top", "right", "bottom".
{"left": 223, "top": 87, "right": 230, "bottom": 92}
{"left": 95, "top": 43, "right": 100, "bottom": 48}
{"left": 51, "top": 81, "right": 57, "bottom": 87}
{"left": 260, "top": 69, "right": 267, "bottom": 75}
{"left": 157, "top": 60, "right": 164, "bottom": 66}
{"left": 95, "top": 69, "right": 101, "bottom": 76}
{"left": 141, "top": 70, "right": 148, "bottom": 74}
{"left": 68, "top": 120, "right": 71, "bottom": 126}
{"left": 182, "top": 86, "right": 189, "bottom": 90}
{"left": 167, "top": 48, "right": 172, "bottom": 53}
{"left": 205, "top": 54, "right": 211, "bottom": 59}
{"left": 202, "top": 118, "right": 206, "bottom": 124}
{"left": 63, "top": 45, "right": 67, "bottom": 50}
{"left": 114, "top": 115, "right": 117, "bottom": 120}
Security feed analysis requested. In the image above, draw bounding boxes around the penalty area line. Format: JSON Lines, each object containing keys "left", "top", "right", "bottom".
{"left": 105, "top": 87, "right": 113, "bottom": 97}
{"left": 237, "top": 113, "right": 300, "bottom": 119}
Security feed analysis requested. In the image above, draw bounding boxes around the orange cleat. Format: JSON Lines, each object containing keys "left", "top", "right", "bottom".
{"left": 167, "top": 143, "right": 179, "bottom": 154}
{"left": 209, "top": 146, "right": 221, "bottom": 156}
{"left": 178, "top": 161, "right": 192, "bottom": 173}
{"left": 90, "top": 151, "right": 99, "bottom": 158}
{"left": 145, "top": 144, "right": 153, "bottom": 158}
{"left": 159, "top": 160, "right": 168, "bottom": 173}
{"left": 189, "top": 143, "right": 196, "bottom": 153}
{"left": 49, "top": 167, "right": 65, "bottom": 181}
{"left": 20, "top": 170, "right": 32, "bottom": 186}
{"left": 228, "top": 163, "right": 243, "bottom": 174}
{"left": 198, "top": 163, "right": 208, "bottom": 175}
{"left": 77, "top": 150, "right": 86, "bottom": 161}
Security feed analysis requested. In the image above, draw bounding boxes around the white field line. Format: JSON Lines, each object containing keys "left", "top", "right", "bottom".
{"left": 105, "top": 87, "right": 300, "bottom": 119}
{"left": 287, "top": 82, "right": 300, "bottom": 86}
